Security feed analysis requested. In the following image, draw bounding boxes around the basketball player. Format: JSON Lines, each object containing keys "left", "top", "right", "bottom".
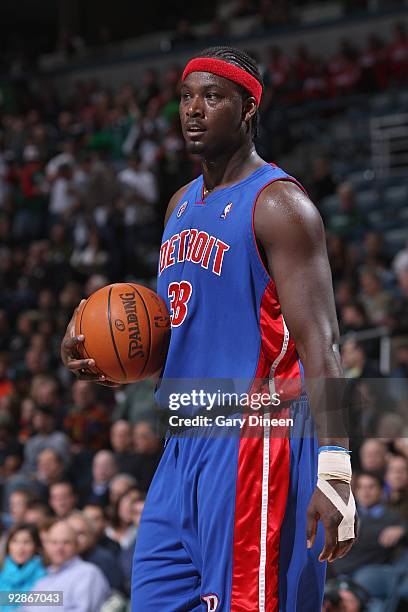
{"left": 61, "top": 47, "right": 357, "bottom": 611}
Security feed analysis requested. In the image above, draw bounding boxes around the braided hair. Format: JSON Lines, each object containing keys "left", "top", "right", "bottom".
{"left": 196, "top": 46, "right": 264, "bottom": 138}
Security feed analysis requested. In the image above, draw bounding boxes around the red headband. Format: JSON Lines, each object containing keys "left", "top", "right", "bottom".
{"left": 182, "top": 57, "right": 262, "bottom": 106}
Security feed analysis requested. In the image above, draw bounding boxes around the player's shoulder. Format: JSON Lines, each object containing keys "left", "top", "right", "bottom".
{"left": 164, "top": 179, "right": 195, "bottom": 227}
{"left": 254, "top": 179, "right": 324, "bottom": 244}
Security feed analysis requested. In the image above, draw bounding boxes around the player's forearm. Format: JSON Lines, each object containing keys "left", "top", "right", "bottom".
{"left": 297, "top": 340, "right": 350, "bottom": 450}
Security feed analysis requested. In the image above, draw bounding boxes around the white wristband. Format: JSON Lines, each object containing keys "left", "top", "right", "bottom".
{"left": 318, "top": 450, "right": 352, "bottom": 484}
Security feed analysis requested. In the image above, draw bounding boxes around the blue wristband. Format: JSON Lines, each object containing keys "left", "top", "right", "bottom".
{"left": 318, "top": 445, "right": 351, "bottom": 454}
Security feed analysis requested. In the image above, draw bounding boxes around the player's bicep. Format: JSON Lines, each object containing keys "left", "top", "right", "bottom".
{"left": 255, "top": 183, "right": 339, "bottom": 353}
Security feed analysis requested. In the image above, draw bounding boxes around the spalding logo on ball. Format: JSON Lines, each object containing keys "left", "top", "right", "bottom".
{"left": 75, "top": 283, "right": 170, "bottom": 384}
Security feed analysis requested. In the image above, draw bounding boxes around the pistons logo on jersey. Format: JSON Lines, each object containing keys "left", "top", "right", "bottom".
{"left": 177, "top": 200, "right": 189, "bottom": 218}
{"left": 201, "top": 594, "right": 219, "bottom": 611}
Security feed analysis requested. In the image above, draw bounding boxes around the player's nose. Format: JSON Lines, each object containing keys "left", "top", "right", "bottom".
{"left": 186, "top": 95, "right": 204, "bottom": 117}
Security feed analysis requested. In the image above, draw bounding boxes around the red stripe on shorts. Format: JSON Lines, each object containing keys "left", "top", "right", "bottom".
{"left": 230, "top": 282, "right": 292, "bottom": 611}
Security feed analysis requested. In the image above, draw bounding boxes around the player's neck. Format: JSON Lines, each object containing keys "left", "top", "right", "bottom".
{"left": 201, "top": 142, "right": 265, "bottom": 194}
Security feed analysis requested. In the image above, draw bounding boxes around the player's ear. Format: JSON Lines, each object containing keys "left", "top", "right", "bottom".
{"left": 242, "top": 96, "right": 257, "bottom": 126}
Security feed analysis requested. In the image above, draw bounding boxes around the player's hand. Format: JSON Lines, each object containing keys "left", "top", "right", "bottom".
{"left": 60, "top": 301, "right": 121, "bottom": 388}
{"left": 306, "top": 481, "right": 357, "bottom": 563}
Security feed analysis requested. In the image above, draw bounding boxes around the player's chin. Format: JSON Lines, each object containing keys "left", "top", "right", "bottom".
{"left": 185, "top": 140, "right": 206, "bottom": 154}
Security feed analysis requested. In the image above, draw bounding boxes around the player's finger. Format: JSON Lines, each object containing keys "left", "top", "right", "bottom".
{"left": 67, "top": 358, "right": 95, "bottom": 372}
{"left": 66, "top": 300, "right": 86, "bottom": 331}
{"left": 73, "top": 299, "right": 86, "bottom": 316}
{"left": 333, "top": 539, "right": 354, "bottom": 560}
{"left": 319, "top": 523, "right": 338, "bottom": 561}
{"left": 327, "top": 539, "right": 349, "bottom": 562}
{"left": 306, "top": 509, "right": 318, "bottom": 549}
{"left": 63, "top": 335, "right": 85, "bottom": 351}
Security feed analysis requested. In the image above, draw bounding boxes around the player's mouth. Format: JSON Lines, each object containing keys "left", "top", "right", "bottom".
{"left": 185, "top": 123, "right": 206, "bottom": 138}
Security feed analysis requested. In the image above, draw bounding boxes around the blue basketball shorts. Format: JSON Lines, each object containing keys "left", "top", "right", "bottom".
{"left": 131, "top": 400, "right": 326, "bottom": 611}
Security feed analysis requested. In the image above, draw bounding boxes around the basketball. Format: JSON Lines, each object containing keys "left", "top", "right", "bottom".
{"left": 74, "top": 283, "right": 170, "bottom": 384}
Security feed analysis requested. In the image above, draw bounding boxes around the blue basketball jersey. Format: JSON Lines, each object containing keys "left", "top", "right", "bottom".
{"left": 156, "top": 163, "right": 303, "bottom": 407}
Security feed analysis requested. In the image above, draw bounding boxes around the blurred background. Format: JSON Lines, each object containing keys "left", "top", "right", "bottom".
{"left": 0, "top": 1, "right": 408, "bottom": 610}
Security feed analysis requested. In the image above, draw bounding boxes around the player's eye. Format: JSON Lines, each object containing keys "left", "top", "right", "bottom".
{"left": 205, "top": 92, "right": 221, "bottom": 100}
{"left": 181, "top": 93, "right": 191, "bottom": 101}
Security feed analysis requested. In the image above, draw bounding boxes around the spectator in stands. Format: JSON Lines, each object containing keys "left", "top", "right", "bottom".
{"left": 231, "top": 0, "right": 257, "bottom": 19}
{"left": 328, "top": 183, "right": 367, "bottom": 238}
{"left": 252, "top": 0, "right": 291, "bottom": 32}
{"left": 132, "top": 420, "right": 163, "bottom": 491}
{"left": 13, "top": 145, "right": 48, "bottom": 242}
{"left": 0, "top": 413, "right": 22, "bottom": 476}
{"left": 376, "top": 412, "right": 407, "bottom": 446}
{"left": 118, "top": 151, "right": 158, "bottom": 250}
{"left": 82, "top": 504, "right": 120, "bottom": 555}
{"left": 80, "top": 450, "right": 118, "bottom": 507}
{"left": 0, "top": 524, "right": 46, "bottom": 608}
{"left": 171, "top": 19, "right": 197, "bottom": 49}
{"left": 119, "top": 496, "right": 145, "bottom": 596}
{"left": 392, "top": 240, "right": 408, "bottom": 276}
{"left": 105, "top": 486, "right": 143, "bottom": 549}
{"left": 328, "top": 39, "right": 362, "bottom": 96}
{"left": 359, "top": 439, "right": 388, "bottom": 479}
{"left": 138, "top": 69, "right": 160, "bottom": 111}
{"left": 339, "top": 301, "right": 371, "bottom": 335}
{"left": 112, "top": 379, "right": 157, "bottom": 424}
{"left": 31, "top": 521, "right": 110, "bottom": 611}
{"left": 327, "top": 235, "right": 354, "bottom": 284}
{"left": 358, "top": 268, "right": 392, "bottom": 326}
{"left": 389, "top": 21, "right": 408, "bottom": 84}
{"left": 3, "top": 448, "right": 65, "bottom": 504}
{"left": 48, "top": 163, "right": 77, "bottom": 223}
{"left": 324, "top": 578, "right": 370, "bottom": 612}
{"left": 109, "top": 473, "right": 139, "bottom": 506}
{"left": 332, "top": 472, "right": 406, "bottom": 576}
{"left": 35, "top": 449, "right": 66, "bottom": 494}
{"left": 49, "top": 481, "right": 77, "bottom": 519}
{"left": 390, "top": 342, "right": 408, "bottom": 407}
{"left": 29, "top": 376, "right": 63, "bottom": 424}
{"left": 70, "top": 227, "right": 109, "bottom": 277}
{"left": 24, "top": 500, "right": 53, "bottom": 527}
{"left": 361, "top": 231, "right": 392, "bottom": 272}
{"left": 67, "top": 511, "right": 124, "bottom": 591}
{"left": 110, "top": 420, "right": 135, "bottom": 474}
{"left": 385, "top": 454, "right": 408, "bottom": 521}
{"left": 341, "top": 338, "right": 381, "bottom": 379}
{"left": 359, "top": 33, "right": 389, "bottom": 91}
{"left": 23, "top": 404, "right": 70, "bottom": 474}
{"left": 0, "top": 353, "right": 14, "bottom": 399}
{"left": 2, "top": 489, "right": 32, "bottom": 529}
{"left": 24, "top": 347, "right": 49, "bottom": 378}
{"left": 308, "top": 156, "right": 337, "bottom": 205}
{"left": 0, "top": 312, "right": 11, "bottom": 353}
{"left": 64, "top": 380, "right": 110, "bottom": 453}
{"left": 390, "top": 265, "right": 408, "bottom": 334}
{"left": 263, "top": 45, "right": 291, "bottom": 100}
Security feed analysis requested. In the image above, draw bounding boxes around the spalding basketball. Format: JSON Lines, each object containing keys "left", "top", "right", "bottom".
{"left": 75, "top": 283, "right": 170, "bottom": 384}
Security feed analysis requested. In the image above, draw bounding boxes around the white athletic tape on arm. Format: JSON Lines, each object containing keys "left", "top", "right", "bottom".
{"left": 317, "top": 451, "right": 356, "bottom": 541}
{"left": 318, "top": 450, "right": 352, "bottom": 483}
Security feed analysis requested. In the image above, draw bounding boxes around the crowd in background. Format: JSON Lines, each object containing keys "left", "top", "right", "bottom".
{"left": 0, "top": 15, "right": 408, "bottom": 612}
{"left": 2, "top": 0, "right": 406, "bottom": 76}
